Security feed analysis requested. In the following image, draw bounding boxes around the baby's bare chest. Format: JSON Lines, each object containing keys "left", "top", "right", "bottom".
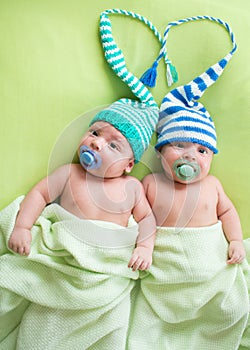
{"left": 153, "top": 181, "right": 218, "bottom": 226}
{"left": 61, "top": 174, "right": 136, "bottom": 218}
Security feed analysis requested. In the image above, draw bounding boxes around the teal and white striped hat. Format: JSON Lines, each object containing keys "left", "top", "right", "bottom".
{"left": 142, "top": 16, "right": 237, "bottom": 154}
{"left": 91, "top": 99, "right": 157, "bottom": 163}
{"left": 91, "top": 9, "right": 162, "bottom": 163}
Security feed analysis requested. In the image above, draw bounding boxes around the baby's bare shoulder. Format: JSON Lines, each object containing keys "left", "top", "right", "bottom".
{"left": 50, "top": 164, "right": 84, "bottom": 184}
{"left": 142, "top": 172, "right": 163, "bottom": 183}
{"left": 53, "top": 163, "right": 79, "bottom": 174}
{"left": 123, "top": 175, "right": 142, "bottom": 187}
{"left": 67, "top": 163, "right": 86, "bottom": 176}
{"left": 120, "top": 176, "right": 145, "bottom": 199}
{"left": 69, "top": 163, "right": 82, "bottom": 171}
{"left": 205, "top": 174, "right": 222, "bottom": 186}
{"left": 203, "top": 175, "right": 225, "bottom": 195}
{"left": 142, "top": 172, "right": 167, "bottom": 189}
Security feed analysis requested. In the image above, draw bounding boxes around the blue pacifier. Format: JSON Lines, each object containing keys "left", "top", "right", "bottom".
{"left": 173, "top": 160, "right": 200, "bottom": 181}
{"left": 79, "top": 145, "right": 102, "bottom": 170}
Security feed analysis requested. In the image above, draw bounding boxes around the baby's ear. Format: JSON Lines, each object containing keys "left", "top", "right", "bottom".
{"left": 155, "top": 148, "right": 162, "bottom": 159}
{"left": 125, "top": 159, "right": 135, "bottom": 173}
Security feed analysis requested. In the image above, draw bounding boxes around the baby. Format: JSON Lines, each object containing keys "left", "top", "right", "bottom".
{"left": 143, "top": 141, "right": 245, "bottom": 264}
{"left": 140, "top": 14, "right": 246, "bottom": 265}
{"left": 8, "top": 99, "right": 157, "bottom": 271}
{"left": 142, "top": 78, "right": 245, "bottom": 265}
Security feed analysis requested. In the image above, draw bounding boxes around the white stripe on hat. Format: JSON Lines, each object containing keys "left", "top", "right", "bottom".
{"left": 158, "top": 130, "right": 217, "bottom": 146}
{"left": 155, "top": 16, "right": 237, "bottom": 153}
{"left": 100, "top": 9, "right": 162, "bottom": 107}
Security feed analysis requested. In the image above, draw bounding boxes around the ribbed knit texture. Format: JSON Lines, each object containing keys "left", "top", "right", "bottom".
{"left": 0, "top": 197, "right": 250, "bottom": 349}
{"left": 0, "top": 196, "right": 138, "bottom": 349}
{"left": 90, "top": 99, "right": 158, "bottom": 162}
{"left": 100, "top": 9, "right": 162, "bottom": 107}
{"left": 128, "top": 222, "right": 250, "bottom": 350}
{"left": 154, "top": 16, "right": 237, "bottom": 153}
{"left": 97, "top": 9, "right": 162, "bottom": 161}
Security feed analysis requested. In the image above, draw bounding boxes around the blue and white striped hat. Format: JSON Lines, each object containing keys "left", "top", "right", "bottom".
{"left": 96, "top": 9, "right": 162, "bottom": 162}
{"left": 149, "top": 16, "right": 237, "bottom": 153}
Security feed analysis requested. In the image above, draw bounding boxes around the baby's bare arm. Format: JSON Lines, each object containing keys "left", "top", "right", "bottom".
{"left": 8, "top": 164, "right": 71, "bottom": 255}
{"left": 216, "top": 177, "right": 245, "bottom": 264}
{"left": 128, "top": 179, "right": 156, "bottom": 271}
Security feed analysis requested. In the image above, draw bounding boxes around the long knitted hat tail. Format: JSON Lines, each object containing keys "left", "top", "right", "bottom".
{"left": 93, "top": 9, "right": 163, "bottom": 162}
{"left": 163, "top": 16, "right": 237, "bottom": 88}
{"left": 154, "top": 16, "right": 237, "bottom": 153}
{"left": 99, "top": 9, "right": 163, "bottom": 107}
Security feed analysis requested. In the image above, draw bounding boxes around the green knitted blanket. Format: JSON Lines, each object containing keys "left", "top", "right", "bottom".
{"left": 0, "top": 197, "right": 250, "bottom": 350}
{"left": 128, "top": 223, "right": 250, "bottom": 350}
{"left": 0, "top": 196, "right": 139, "bottom": 350}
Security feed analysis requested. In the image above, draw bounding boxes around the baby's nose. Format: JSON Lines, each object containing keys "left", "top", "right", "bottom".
{"left": 183, "top": 151, "right": 196, "bottom": 162}
{"left": 90, "top": 137, "right": 106, "bottom": 151}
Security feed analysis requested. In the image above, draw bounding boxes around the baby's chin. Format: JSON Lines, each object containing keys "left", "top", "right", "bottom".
{"left": 85, "top": 167, "right": 123, "bottom": 180}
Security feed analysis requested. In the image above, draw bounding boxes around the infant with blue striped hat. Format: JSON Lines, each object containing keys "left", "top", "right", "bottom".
{"left": 142, "top": 75, "right": 245, "bottom": 265}
{"left": 141, "top": 14, "right": 246, "bottom": 265}
{"left": 143, "top": 140, "right": 245, "bottom": 264}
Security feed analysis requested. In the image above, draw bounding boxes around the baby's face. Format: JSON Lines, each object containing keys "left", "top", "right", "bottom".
{"left": 78, "top": 121, "right": 134, "bottom": 178}
{"left": 159, "top": 142, "right": 213, "bottom": 184}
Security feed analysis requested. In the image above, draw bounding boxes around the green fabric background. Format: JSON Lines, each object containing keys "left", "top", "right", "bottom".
{"left": 0, "top": 0, "right": 249, "bottom": 237}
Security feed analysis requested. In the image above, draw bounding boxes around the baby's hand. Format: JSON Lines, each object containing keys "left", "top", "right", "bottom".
{"left": 8, "top": 227, "right": 32, "bottom": 256}
{"left": 227, "top": 240, "right": 246, "bottom": 264}
{"left": 128, "top": 246, "right": 153, "bottom": 271}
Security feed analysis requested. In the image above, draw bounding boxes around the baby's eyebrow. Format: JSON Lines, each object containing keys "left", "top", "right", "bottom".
{"left": 109, "top": 137, "right": 126, "bottom": 147}
{"left": 89, "top": 125, "right": 101, "bottom": 131}
{"left": 108, "top": 132, "right": 126, "bottom": 143}
{"left": 114, "top": 136, "right": 125, "bottom": 142}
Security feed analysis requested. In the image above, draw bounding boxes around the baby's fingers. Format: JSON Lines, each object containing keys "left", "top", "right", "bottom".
{"left": 8, "top": 241, "right": 30, "bottom": 256}
{"left": 128, "top": 255, "right": 142, "bottom": 271}
{"left": 128, "top": 257, "right": 151, "bottom": 271}
{"left": 128, "top": 255, "right": 137, "bottom": 269}
{"left": 138, "top": 260, "right": 151, "bottom": 271}
{"left": 21, "top": 244, "right": 30, "bottom": 256}
{"left": 227, "top": 254, "right": 244, "bottom": 264}
{"left": 129, "top": 259, "right": 142, "bottom": 271}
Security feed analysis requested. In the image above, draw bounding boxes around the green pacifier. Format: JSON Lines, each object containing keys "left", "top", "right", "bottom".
{"left": 173, "top": 160, "right": 200, "bottom": 181}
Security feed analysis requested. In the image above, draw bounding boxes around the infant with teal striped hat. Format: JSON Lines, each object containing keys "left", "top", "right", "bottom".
{"left": 142, "top": 16, "right": 245, "bottom": 264}
{"left": 8, "top": 99, "right": 157, "bottom": 271}
{"left": 8, "top": 9, "right": 165, "bottom": 271}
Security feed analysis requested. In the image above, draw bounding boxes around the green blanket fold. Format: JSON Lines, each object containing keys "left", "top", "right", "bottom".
{"left": 0, "top": 196, "right": 139, "bottom": 350}
{"left": 239, "top": 238, "right": 250, "bottom": 350}
{"left": 0, "top": 197, "right": 250, "bottom": 349}
{"left": 128, "top": 223, "right": 250, "bottom": 350}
